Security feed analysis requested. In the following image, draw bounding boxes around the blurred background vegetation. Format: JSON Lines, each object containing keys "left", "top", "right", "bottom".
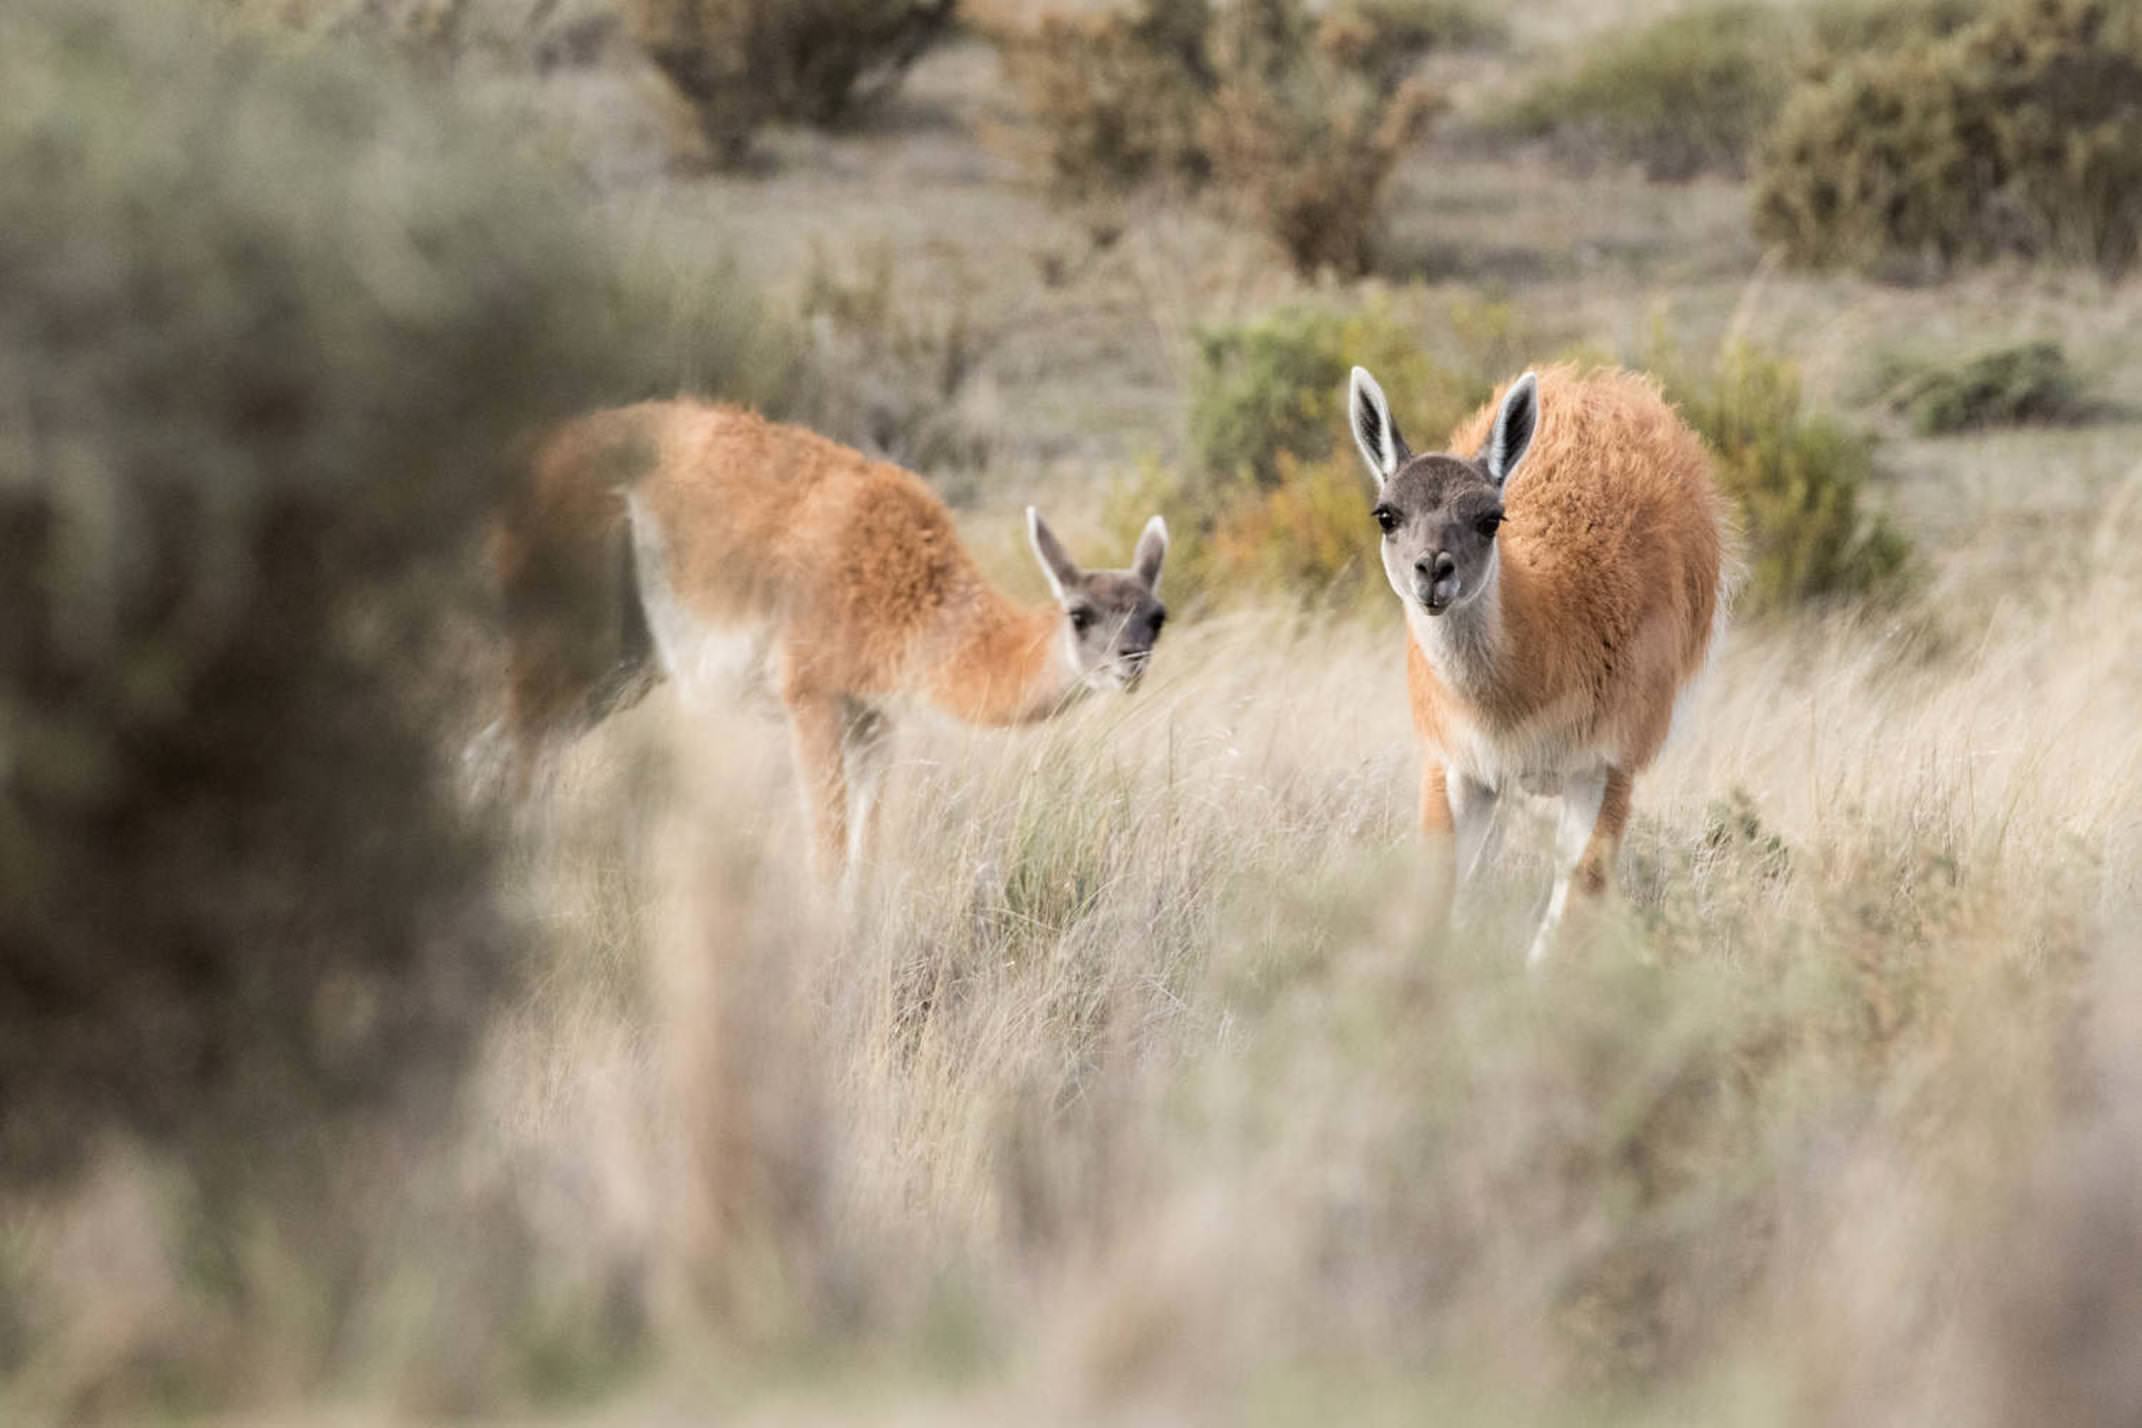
{"left": 4, "top": 0, "right": 2141, "bottom": 1422}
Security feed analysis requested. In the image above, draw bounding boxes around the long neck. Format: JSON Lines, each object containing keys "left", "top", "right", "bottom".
{"left": 1407, "top": 550, "right": 1511, "bottom": 712}
{"left": 924, "top": 582, "right": 1085, "bottom": 727}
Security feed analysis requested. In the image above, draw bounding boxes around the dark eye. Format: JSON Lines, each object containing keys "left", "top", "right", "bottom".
{"left": 1475, "top": 511, "right": 1504, "bottom": 539}
{"left": 1068, "top": 607, "right": 1094, "bottom": 634}
{"left": 1373, "top": 505, "right": 1399, "bottom": 535}
{"left": 1149, "top": 610, "right": 1167, "bottom": 636}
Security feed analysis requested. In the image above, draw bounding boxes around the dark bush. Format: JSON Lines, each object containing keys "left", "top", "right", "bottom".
{"left": 998, "top": 0, "right": 1448, "bottom": 274}
{"left": 998, "top": 0, "right": 1217, "bottom": 199}
{"left": 623, "top": 0, "right": 956, "bottom": 166}
{"left": 1202, "top": 0, "right": 1444, "bottom": 275}
{"left": 0, "top": 0, "right": 693, "bottom": 1186}
{"left": 1492, "top": 4, "right": 1791, "bottom": 180}
{"left": 1875, "top": 340, "right": 2087, "bottom": 434}
{"left": 1753, "top": 0, "right": 2142, "bottom": 278}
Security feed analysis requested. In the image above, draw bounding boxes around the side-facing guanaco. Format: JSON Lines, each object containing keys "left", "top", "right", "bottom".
{"left": 1345, "top": 363, "right": 1728, "bottom": 961}
{"left": 489, "top": 400, "right": 1169, "bottom": 879}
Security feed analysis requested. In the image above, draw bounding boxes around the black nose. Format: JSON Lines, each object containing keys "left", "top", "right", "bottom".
{"left": 1416, "top": 552, "right": 1456, "bottom": 582}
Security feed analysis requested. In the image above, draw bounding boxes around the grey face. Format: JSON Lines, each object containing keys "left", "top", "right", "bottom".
{"left": 1372, "top": 456, "right": 1505, "bottom": 615}
{"left": 1028, "top": 509, "right": 1170, "bottom": 691}
{"left": 1347, "top": 365, "right": 1539, "bottom": 619}
{"left": 1063, "top": 569, "right": 1168, "bottom": 690}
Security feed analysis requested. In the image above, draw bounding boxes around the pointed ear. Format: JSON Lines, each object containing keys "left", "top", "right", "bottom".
{"left": 1132, "top": 514, "right": 1168, "bottom": 593}
{"left": 1349, "top": 365, "right": 1408, "bottom": 486}
{"left": 1480, "top": 371, "right": 1540, "bottom": 488}
{"left": 1026, "top": 506, "right": 1082, "bottom": 604}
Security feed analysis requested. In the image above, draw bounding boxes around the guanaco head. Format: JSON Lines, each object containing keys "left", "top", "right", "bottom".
{"left": 1347, "top": 366, "right": 1539, "bottom": 618}
{"left": 1025, "top": 508, "right": 1170, "bottom": 691}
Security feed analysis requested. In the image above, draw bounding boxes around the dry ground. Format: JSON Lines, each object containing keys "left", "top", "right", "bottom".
{"left": 10, "top": 4, "right": 2142, "bottom": 1423}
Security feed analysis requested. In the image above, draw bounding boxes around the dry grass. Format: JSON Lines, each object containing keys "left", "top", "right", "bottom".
{"left": 10, "top": 3, "right": 2142, "bottom": 1423}
{"left": 12, "top": 476, "right": 2138, "bottom": 1419}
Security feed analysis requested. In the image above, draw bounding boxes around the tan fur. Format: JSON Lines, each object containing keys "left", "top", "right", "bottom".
{"left": 1408, "top": 365, "right": 1725, "bottom": 769}
{"left": 493, "top": 400, "right": 1161, "bottom": 879}
{"left": 1399, "top": 365, "right": 1728, "bottom": 956}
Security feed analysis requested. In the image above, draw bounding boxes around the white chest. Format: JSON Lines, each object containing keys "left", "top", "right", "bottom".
{"left": 1407, "top": 604, "right": 1601, "bottom": 795}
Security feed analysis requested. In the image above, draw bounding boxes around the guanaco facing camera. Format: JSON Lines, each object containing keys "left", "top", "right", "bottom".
{"left": 489, "top": 400, "right": 1169, "bottom": 879}
{"left": 1347, "top": 363, "right": 1730, "bottom": 962}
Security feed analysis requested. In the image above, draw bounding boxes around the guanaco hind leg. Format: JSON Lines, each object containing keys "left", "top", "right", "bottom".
{"left": 784, "top": 690, "right": 851, "bottom": 882}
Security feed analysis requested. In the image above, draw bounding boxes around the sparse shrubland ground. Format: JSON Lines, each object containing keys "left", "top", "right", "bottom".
{"left": 7, "top": 0, "right": 2142, "bottom": 1423}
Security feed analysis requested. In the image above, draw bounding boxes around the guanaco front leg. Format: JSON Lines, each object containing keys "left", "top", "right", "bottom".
{"left": 1424, "top": 760, "right": 1502, "bottom": 932}
{"left": 1529, "top": 764, "right": 1633, "bottom": 965}
{"left": 1450, "top": 772, "right": 1502, "bottom": 881}
{"left": 784, "top": 688, "right": 851, "bottom": 882}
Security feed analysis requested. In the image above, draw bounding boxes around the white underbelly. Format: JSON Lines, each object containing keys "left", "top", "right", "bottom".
{"left": 627, "top": 494, "right": 774, "bottom": 708}
{"left": 1442, "top": 717, "right": 1604, "bottom": 796}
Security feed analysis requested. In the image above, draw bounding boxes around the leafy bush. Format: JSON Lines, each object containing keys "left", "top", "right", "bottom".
{"left": 1188, "top": 303, "right": 1477, "bottom": 484}
{"left": 1665, "top": 344, "right": 1912, "bottom": 614}
{"left": 1874, "top": 340, "right": 2087, "bottom": 434}
{"left": 1753, "top": 0, "right": 2142, "bottom": 278}
{"left": 1201, "top": 450, "right": 1393, "bottom": 604}
{"left": 1492, "top": 3, "right": 1791, "bottom": 180}
{"left": 622, "top": 0, "right": 956, "bottom": 166}
{"left": 0, "top": 0, "right": 739, "bottom": 1187}
{"left": 998, "top": 0, "right": 1450, "bottom": 273}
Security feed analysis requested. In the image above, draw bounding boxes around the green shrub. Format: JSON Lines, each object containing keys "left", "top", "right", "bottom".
{"left": 1493, "top": 4, "right": 1791, "bottom": 180}
{"left": 0, "top": 0, "right": 751, "bottom": 1187}
{"left": 623, "top": 0, "right": 956, "bottom": 166}
{"left": 1201, "top": 450, "right": 1393, "bottom": 605}
{"left": 998, "top": 0, "right": 1448, "bottom": 274}
{"left": 1874, "top": 340, "right": 2087, "bottom": 434}
{"left": 1188, "top": 303, "right": 1476, "bottom": 485}
{"left": 1753, "top": 0, "right": 2142, "bottom": 278}
{"left": 1665, "top": 344, "right": 1912, "bottom": 614}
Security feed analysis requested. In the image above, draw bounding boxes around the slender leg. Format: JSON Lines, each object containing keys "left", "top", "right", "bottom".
{"left": 840, "top": 700, "right": 893, "bottom": 896}
{"left": 1575, "top": 765, "right": 1634, "bottom": 899}
{"left": 1450, "top": 772, "right": 1502, "bottom": 883}
{"left": 1528, "top": 765, "right": 1633, "bottom": 966}
{"left": 784, "top": 689, "right": 850, "bottom": 882}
